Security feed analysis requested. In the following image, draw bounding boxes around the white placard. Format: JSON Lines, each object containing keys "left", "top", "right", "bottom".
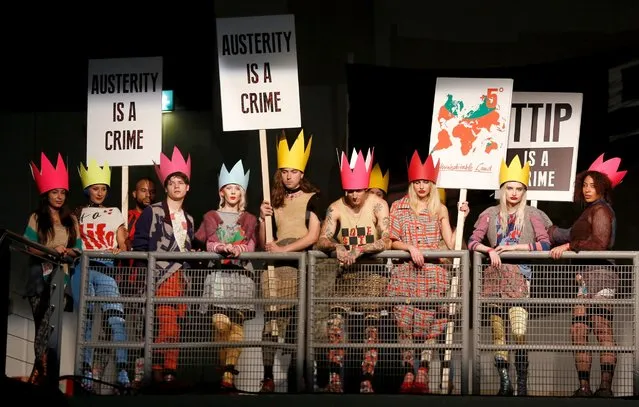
{"left": 216, "top": 14, "right": 301, "bottom": 131}
{"left": 428, "top": 77, "right": 514, "bottom": 190}
{"left": 87, "top": 57, "right": 163, "bottom": 166}
{"left": 501, "top": 92, "right": 583, "bottom": 202}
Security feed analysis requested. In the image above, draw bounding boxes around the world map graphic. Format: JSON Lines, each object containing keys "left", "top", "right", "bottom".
{"left": 432, "top": 93, "right": 506, "bottom": 156}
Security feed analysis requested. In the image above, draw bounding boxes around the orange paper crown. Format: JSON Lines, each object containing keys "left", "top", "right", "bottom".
{"left": 29, "top": 152, "right": 69, "bottom": 194}
{"left": 338, "top": 148, "right": 374, "bottom": 190}
{"left": 407, "top": 150, "right": 440, "bottom": 183}
{"left": 155, "top": 146, "right": 192, "bottom": 184}
{"left": 588, "top": 153, "right": 627, "bottom": 188}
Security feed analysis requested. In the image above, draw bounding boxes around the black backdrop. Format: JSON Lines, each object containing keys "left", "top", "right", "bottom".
{"left": 345, "top": 49, "right": 639, "bottom": 237}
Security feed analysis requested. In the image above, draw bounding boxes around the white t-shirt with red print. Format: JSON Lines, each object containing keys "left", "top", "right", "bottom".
{"left": 78, "top": 207, "right": 125, "bottom": 251}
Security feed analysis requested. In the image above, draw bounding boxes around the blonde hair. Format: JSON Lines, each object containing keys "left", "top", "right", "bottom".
{"left": 218, "top": 185, "right": 247, "bottom": 212}
{"left": 498, "top": 184, "right": 527, "bottom": 233}
{"left": 407, "top": 181, "right": 442, "bottom": 218}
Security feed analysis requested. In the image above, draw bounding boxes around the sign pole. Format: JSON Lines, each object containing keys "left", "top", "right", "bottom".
{"left": 442, "top": 188, "right": 466, "bottom": 393}
{"left": 121, "top": 166, "right": 129, "bottom": 221}
{"left": 259, "top": 129, "right": 279, "bottom": 335}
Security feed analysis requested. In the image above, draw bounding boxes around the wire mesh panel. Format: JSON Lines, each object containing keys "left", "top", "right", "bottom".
{"left": 307, "top": 250, "right": 470, "bottom": 395}
{"left": 74, "top": 253, "right": 147, "bottom": 394}
{"left": 472, "top": 251, "right": 639, "bottom": 397}
{"left": 147, "top": 251, "right": 306, "bottom": 394}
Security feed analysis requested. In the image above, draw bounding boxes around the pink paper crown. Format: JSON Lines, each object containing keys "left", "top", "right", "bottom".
{"left": 155, "top": 146, "right": 192, "bottom": 184}
{"left": 338, "top": 148, "right": 374, "bottom": 190}
{"left": 588, "top": 153, "right": 627, "bottom": 188}
{"left": 407, "top": 150, "right": 440, "bottom": 183}
{"left": 29, "top": 152, "right": 69, "bottom": 194}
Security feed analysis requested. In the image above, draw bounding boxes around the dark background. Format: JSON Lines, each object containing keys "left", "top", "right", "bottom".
{"left": 2, "top": 2, "right": 638, "bottom": 249}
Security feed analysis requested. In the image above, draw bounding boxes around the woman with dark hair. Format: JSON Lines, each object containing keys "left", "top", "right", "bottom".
{"left": 72, "top": 159, "right": 130, "bottom": 389}
{"left": 549, "top": 153, "right": 628, "bottom": 398}
{"left": 24, "top": 153, "right": 82, "bottom": 385}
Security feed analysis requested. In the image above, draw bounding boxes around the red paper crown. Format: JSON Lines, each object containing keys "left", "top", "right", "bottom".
{"left": 407, "top": 150, "right": 440, "bottom": 183}
{"left": 338, "top": 148, "right": 374, "bottom": 190}
{"left": 29, "top": 152, "right": 69, "bottom": 194}
{"left": 155, "top": 146, "right": 192, "bottom": 184}
{"left": 588, "top": 153, "right": 627, "bottom": 188}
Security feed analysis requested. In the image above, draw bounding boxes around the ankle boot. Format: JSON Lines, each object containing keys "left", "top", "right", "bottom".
{"left": 515, "top": 350, "right": 529, "bottom": 396}
{"left": 495, "top": 356, "right": 513, "bottom": 396}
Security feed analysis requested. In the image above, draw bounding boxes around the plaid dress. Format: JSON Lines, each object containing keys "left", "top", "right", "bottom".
{"left": 387, "top": 196, "right": 448, "bottom": 338}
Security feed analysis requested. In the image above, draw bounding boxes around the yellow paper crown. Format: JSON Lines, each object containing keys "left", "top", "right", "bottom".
{"left": 79, "top": 159, "right": 112, "bottom": 189}
{"left": 499, "top": 155, "right": 530, "bottom": 187}
{"left": 277, "top": 129, "right": 312, "bottom": 172}
{"left": 368, "top": 163, "right": 389, "bottom": 193}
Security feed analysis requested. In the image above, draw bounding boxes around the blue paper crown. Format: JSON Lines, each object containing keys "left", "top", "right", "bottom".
{"left": 218, "top": 160, "right": 250, "bottom": 190}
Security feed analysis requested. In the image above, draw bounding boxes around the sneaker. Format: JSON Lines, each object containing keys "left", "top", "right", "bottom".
{"left": 400, "top": 372, "right": 414, "bottom": 393}
{"left": 82, "top": 369, "right": 94, "bottom": 392}
{"left": 117, "top": 369, "right": 131, "bottom": 387}
{"left": 360, "top": 379, "right": 374, "bottom": 393}
{"left": 594, "top": 388, "right": 614, "bottom": 398}
{"left": 259, "top": 378, "right": 275, "bottom": 393}
{"left": 573, "top": 386, "right": 593, "bottom": 397}
{"left": 327, "top": 373, "right": 343, "bottom": 393}
{"left": 221, "top": 372, "right": 237, "bottom": 393}
{"left": 413, "top": 367, "right": 430, "bottom": 394}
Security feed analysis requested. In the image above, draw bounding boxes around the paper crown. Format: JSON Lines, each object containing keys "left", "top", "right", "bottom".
{"left": 588, "top": 153, "right": 627, "bottom": 188}
{"left": 407, "top": 151, "right": 440, "bottom": 183}
{"left": 338, "top": 148, "right": 374, "bottom": 190}
{"left": 499, "top": 155, "right": 530, "bottom": 187}
{"left": 30, "top": 152, "right": 69, "bottom": 194}
{"left": 219, "top": 160, "right": 250, "bottom": 191}
{"left": 79, "top": 159, "right": 111, "bottom": 189}
{"left": 368, "top": 163, "right": 390, "bottom": 193}
{"left": 277, "top": 129, "right": 312, "bottom": 172}
{"left": 155, "top": 146, "right": 192, "bottom": 184}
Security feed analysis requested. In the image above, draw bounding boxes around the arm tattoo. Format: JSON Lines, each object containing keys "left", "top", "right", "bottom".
{"left": 318, "top": 205, "right": 339, "bottom": 250}
{"left": 323, "top": 206, "right": 335, "bottom": 239}
{"left": 373, "top": 202, "right": 382, "bottom": 216}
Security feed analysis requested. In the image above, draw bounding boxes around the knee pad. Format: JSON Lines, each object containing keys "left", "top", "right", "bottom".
{"left": 509, "top": 307, "right": 528, "bottom": 338}
{"left": 104, "top": 309, "right": 125, "bottom": 325}
{"left": 213, "top": 313, "right": 232, "bottom": 333}
{"left": 229, "top": 323, "right": 244, "bottom": 342}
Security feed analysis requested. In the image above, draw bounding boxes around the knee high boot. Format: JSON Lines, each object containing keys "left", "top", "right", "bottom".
{"left": 515, "top": 350, "right": 529, "bottom": 396}
{"left": 495, "top": 356, "right": 513, "bottom": 396}
{"left": 492, "top": 314, "right": 513, "bottom": 396}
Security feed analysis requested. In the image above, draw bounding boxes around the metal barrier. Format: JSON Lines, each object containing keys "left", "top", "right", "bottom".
{"left": 306, "top": 250, "right": 470, "bottom": 394}
{"left": 75, "top": 250, "right": 306, "bottom": 393}
{"left": 1, "top": 228, "right": 72, "bottom": 385}
{"left": 472, "top": 250, "right": 639, "bottom": 397}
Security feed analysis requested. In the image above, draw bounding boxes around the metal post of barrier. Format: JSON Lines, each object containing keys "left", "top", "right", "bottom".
{"left": 143, "top": 252, "right": 156, "bottom": 382}
{"left": 633, "top": 252, "right": 639, "bottom": 396}
{"left": 296, "top": 252, "right": 307, "bottom": 392}
{"left": 48, "top": 262, "right": 66, "bottom": 384}
{"left": 472, "top": 250, "right": 482, "bottom": 395}
{"left": 305, "top": 251, "right": 316, "bottom": 393}
{"left": 460, "top": 250, "right": 470, "bottom": 395}
{"left": 75, "top": 254, "right": 90, "bottom": 375}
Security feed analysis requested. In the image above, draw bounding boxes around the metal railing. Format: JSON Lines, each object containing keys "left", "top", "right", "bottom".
{"left": 75, "top": 250, "right": 307, "bottom": 393}
{"left": 472, "top": 250, "right": 639, "bottom": 397}
{"left": 6, "top": 240, "right": 637, "bottom": 396}
{"left": 306, "top": 250, "right": 471, "bottom": 394}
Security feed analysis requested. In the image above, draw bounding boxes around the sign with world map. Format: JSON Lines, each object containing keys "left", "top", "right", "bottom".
{"left": 428, "top": 77, "right": 514, "bottom": 190}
